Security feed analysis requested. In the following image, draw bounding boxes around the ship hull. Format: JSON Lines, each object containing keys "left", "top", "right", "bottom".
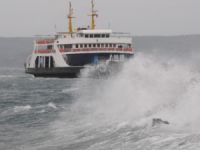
{"left": 25, "top": 67, "right": 84, "bottom": 78}
{"left": 25, "top": 61, "right": 126, "bottom": 78}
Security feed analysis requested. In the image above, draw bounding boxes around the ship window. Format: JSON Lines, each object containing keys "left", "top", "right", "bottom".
{"left": 80, "top": 44, "right": 83, "bottom": 48}
{"left": 118, "top": 45, "right": 123, "bottom": 48}
{"left": 79, "top": 33, "right": 84, "bottom": 37}
{"left": 102, "top": 34, "right": 105, "bottom": 38}
{"left": 94, "top": 34, "right": 100, "bottom": 38}
{"left": 85, "top": 34, "right": 89, "bottom": 38}
{"left": 93, "top": 44, "right": 96, "bottom": 48}
{"left": 105, "top": 44, "right": 108, "bottom": 47}
{"left": 113, "top": 44, "right": 116, "bottom": 48}
{"left": 90, "top": 34, "right": 93, "bottom": 38}
{"left": 89, "top": 44, "right": 92, "bottom": 48}
{"left": 106, "top": 34, "right": 109, "bottom": 38}
{"left": 109, "top": 44, "right": 112, "bottom": 48}
{"left": 47, "top": 45, "right": 53, "bottom": 49}
{"left": 64, "top": 44, "right": 72, "bottom": 49}
{"left": 76, "top": 44, "right": 79, "bottom": 48}
{"left": 128, "top": 44, "right": 131, "bottom": 48}
{"left": 97, "top": 44, "right": 100, "bottom": 48}
{"left": 84, "top": 44, "right": 87, "bottom": 48}
{"left": 101, "top": 44, "right": 104, "bottom": 48}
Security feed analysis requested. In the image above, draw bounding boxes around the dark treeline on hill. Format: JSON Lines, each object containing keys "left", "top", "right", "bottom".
{"left": 0, "top": 35, "right": 200, "bottom": 68}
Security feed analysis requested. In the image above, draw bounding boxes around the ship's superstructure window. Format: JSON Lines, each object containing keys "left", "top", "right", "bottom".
{"left": 84, "top": 44, "right": 87, "bottom": 48}
{"left": 105, "top": 44, "right": 108, "bottom": 48}
{"left": 76, "top": 44, "right": 79, "bottom": 48}
{"left": 37, "top": 45, "right": 52, "bottom": 50}
{"left": 80, "top": 44, "right": 83, "bottom": 48}
{"left": 82, "top": 33, "right": 110, "bottom": 39}
{"left": 101, "top": 44, "right": 104, "bottom": 48}
{"left": 93, "top": 44, "right": 96, "bottom": 48}
{"left": 64, "top": 44, "right": 72, "bottom": 49}
{"left": 47, "top": 45, "right": 53, "bottom": 49}
{"left": 89, "top": 44, "right": 92, "bottom": 48}
{"left": 94, "top": 34, "right": 101, "bottom": 38}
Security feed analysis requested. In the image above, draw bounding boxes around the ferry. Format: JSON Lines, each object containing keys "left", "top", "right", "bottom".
{"left": 25, "top": 0, "right": 134, "bottom": 78}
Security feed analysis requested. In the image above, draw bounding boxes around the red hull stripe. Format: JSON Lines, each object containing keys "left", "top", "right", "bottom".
{"left": 34, "top": 50, "right": 55, "bottom": 54}
{"left": 36, "top": 39, "right": 54, "bottom": 44}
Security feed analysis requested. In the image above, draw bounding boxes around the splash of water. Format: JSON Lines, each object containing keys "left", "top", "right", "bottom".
{"left": 71, "top": 53, "right": 200, "bottom": 130}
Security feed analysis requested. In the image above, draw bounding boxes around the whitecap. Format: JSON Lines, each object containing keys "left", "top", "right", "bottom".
{"left": 61, "top": 87, "right": 79, "bottom": 93}
{"left": 14, "top": 105, "right": 32, "bottom": 113}
{"left": 48, "top": 102, "right": 57, "bottom": 109}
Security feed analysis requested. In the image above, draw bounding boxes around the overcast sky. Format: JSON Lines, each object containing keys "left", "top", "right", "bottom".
{"left": 0, "top": 0, "right": 200, "bottom": 37}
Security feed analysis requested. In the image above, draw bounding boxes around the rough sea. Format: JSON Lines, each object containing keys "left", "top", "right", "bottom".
{"left": 1, "top": 35, "right": 200, "bottom": 150}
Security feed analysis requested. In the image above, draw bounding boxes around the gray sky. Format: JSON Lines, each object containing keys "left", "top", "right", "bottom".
{"left": 0, "top": 0, "right": 200, "bottom": 36}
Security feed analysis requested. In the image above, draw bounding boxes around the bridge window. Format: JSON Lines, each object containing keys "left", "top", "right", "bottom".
{"left": 94, "top": 34, "right": 101, "bottom": 38}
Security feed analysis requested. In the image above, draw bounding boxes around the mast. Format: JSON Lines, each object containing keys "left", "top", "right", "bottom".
{"left": 89, "top": 0, "right": 98, "bottom": 30}
{"left": 68, "top": 2, "right": 74, "bottom": 33}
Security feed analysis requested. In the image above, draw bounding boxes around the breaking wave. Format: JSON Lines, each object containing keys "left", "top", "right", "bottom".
{"left": 28, "top": 52, "right": 200, "bottom": 150}
{"left": 65, "top": 53, "right": 200, "bottom": 130}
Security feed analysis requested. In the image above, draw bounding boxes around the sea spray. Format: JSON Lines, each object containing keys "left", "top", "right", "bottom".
{"left": 67, "top": 53, "right": 200, "bottom": 130}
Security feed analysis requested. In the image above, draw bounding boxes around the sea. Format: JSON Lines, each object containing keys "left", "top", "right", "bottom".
{"left": 1, "top": 35, "right": 200, "bottom": 150}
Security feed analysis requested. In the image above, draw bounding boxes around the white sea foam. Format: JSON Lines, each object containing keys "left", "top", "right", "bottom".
{"left": 14, "top": 105, "right": 32, "bottom": 113}
{"left": 48, "top": 102, "right": 57, "bottom": 109}
{"left": 69, "top": 53, "right": 200, "bottom": 131}
{"left": 47, "top": 52, "right": 200, "bottom": 150}
{"left": 62, "top": 87, "right": 79, "bottom": 93}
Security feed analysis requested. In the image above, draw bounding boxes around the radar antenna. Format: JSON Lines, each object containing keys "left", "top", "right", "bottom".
{"left": 68, "top": 2, "right": 75, "bottom": 33}
{"left": 89, "top": 0, "right": 98, "bottom": 30}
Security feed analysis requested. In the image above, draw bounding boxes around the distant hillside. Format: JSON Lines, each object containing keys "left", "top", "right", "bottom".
{"left": 0, "top": 37, "right": 33, "bottom": 67}
{"left": 0, "top": 35, "right": 200, "bottom": 68}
